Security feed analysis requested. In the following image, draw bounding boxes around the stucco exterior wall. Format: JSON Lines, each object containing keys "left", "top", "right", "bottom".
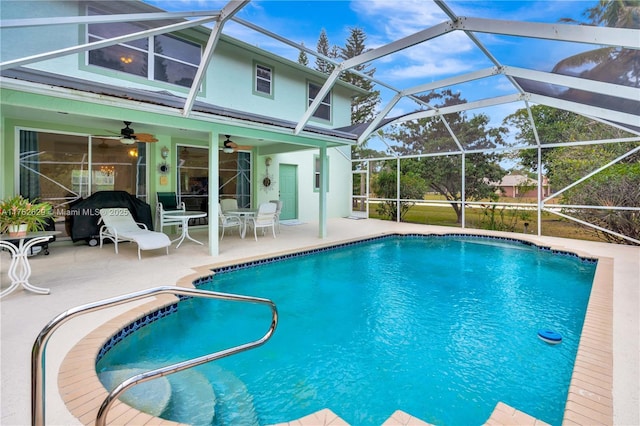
{"left": 256, "top": 146, "right": 352, "bottom": 222}
{"left": 1, "top": 1, "right": 358, "bottom": 128}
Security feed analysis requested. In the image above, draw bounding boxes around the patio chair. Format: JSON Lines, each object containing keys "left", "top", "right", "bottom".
{"left": 269, "top": 199, "right": 283, "bottom": 233}
{"left": 220, "top": 198, "right": 239, "bottom": 213}
{"left": 246, "top": 202, "right": 277, "bottom": 241}
{"left": 218, "top": 203, "right": 242, "bottom": 240}
{"left": 156, "top": 192, "right": 185, "bottom": 233}
{"left": 99, "top": 208, "right": 171, "bottom": 260}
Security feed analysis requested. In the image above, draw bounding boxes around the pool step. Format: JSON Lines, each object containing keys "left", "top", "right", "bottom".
{"left": 99, "top": 365, "right": 216, "bottom": 424}
{"left": 204, "top": 364, "right": 260, "bottom": 426}
{"left": 98, "top": 367, "right": 171, "bottom": 417}
{"left": 163, "top": 369, "right": 216, "bottom": 425}
{"left": 98, "top": 363, "right": 257, "bottom": 425}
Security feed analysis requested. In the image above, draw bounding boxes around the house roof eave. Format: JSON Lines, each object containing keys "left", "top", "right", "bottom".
{"left": 1, "top": 67, "right": 359, "bottom": 145}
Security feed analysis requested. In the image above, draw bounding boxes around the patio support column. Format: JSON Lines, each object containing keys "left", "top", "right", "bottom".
{"left": 208, "top": 132, "right": 220, "bottom": 256}
{"left": 461, "top": 153, "right": 466, "bottom": 228}
{"left": 396, "top": 156, "right": 401, "bottom": 223}
{"left": 318, "top": 146, "right": 328, "bottom": 238}
{"left": 537, "top": 144, "right": 542, "bottom": 236}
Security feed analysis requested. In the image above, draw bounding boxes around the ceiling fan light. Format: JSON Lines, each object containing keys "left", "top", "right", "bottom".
{"left": 120, "top": 137, "right": 135, "bottom": 145}
{"left": 223, "top": 147, "right": 234, "bottom": 154}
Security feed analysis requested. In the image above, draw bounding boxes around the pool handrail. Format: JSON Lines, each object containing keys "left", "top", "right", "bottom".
{"left": 31, "top": 285, "right": 278, "bottom": 426}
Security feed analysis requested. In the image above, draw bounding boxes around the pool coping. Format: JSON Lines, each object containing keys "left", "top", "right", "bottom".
{"left": 58, "top": 231, "right": 613, "bottom": 425}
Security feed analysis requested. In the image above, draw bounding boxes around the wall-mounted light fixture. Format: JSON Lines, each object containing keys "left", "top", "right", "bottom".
{"left": 160, "top": 146, "right": 169, "bottom": 159}
{"left": 265, "top": 156, "right": 272, "bottom": 167}
{"left": 223, "top": 135, "right": 235, "bottom": 153}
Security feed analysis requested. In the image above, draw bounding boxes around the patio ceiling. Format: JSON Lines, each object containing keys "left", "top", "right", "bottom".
{"left": 1, "top": 0, "right": 639, "bottom": 151}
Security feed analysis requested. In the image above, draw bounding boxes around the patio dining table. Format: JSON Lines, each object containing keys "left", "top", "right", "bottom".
{"left": 226, "top": 208, "right": 257, "bottom": 239}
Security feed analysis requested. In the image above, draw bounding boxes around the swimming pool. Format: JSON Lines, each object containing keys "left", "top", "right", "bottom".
{"left": 96, "top": 235, "right": 597, "bottom": 425}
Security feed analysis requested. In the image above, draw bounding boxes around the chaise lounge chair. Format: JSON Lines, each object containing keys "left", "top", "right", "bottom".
{"left": 99, "top": 208, "right": 171, "bottom": 260}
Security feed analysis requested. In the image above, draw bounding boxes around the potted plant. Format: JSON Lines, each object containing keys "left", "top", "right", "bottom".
{"left": 0, "top": 195, "right": 54, "bottom": 237}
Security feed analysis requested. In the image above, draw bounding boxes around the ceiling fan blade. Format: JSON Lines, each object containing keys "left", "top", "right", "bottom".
{"left": 223, "top": 139, "right": 252, "bottom": 151}
{"left": 134, "top": 134, "right": 158, "bottom": 143}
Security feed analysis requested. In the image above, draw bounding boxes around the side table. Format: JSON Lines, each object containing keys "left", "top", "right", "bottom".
{"left": 0, "top": 231, "right": 59, "bottom": 298}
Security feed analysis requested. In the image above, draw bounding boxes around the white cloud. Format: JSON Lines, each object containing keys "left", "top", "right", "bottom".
{"left": 383, "top": 57, "right": 476, "bottom": 81}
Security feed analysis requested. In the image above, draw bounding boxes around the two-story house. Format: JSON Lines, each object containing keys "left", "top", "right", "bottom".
{"left": 0, "top": 0, "right": 366, "bottom": 254}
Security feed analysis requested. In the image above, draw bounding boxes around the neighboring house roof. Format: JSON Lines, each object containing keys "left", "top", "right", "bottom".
{"left": 1, "top": 67, "right": 359, "bottom": 142}
{"left": 498, "top": 174, "right": 538, "bottom": 187}
{"left": 488, "top": 174, "right": 549, "bottom": 187}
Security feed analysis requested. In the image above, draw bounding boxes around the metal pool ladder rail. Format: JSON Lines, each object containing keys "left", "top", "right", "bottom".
{"left": 31, "top": 285, "right": 278, "bottom": 426}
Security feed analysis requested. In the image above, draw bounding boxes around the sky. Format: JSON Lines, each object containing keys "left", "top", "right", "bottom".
{"left": 142, "top": 0, "right": 600, "bottom": 153}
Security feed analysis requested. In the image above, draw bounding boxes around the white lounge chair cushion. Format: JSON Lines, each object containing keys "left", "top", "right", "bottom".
{"left": 115, "top": 230, "right": 171, "bottom": 250}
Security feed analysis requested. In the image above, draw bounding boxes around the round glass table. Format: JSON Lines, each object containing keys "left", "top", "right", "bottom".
{"left": 162, "top": 211, "right": 207, "bottom": 248}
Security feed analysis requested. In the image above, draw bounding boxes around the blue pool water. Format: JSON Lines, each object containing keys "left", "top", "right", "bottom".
{"left": 97, "top": 235, "right": 596, "bottom": 425}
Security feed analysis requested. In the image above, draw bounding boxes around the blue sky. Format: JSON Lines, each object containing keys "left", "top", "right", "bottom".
{"left": 143, "top": 1, "right": 599, "bottom": 151}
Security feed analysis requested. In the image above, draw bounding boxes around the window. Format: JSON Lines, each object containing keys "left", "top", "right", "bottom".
{"left": 313, "top": 154, "right": 329, "bottom": 192}
{"left": 308, "top": 82, "right": 332, "bottom": 121}
{"left": 87, "top": 7, "right": 201, "bottom": 88}
{"left": 255, "top": 63, "right": 273, "bottom": 96}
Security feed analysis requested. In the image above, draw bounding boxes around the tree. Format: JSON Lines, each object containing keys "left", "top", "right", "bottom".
{"left": 339, "top": 27, "right": 380, "bottom": 125}
{"left": 554, "top": 0, "right": 639, "bottom": 119}
{"left": 315, "top": 29, "right": 335, "bottom": 74}
{"left": 502, "top": 105, "right": 632, "bottom": 175}
{"left": 504, "top": 104, "right": 640, "bottom": 244}
{"left": 565, "top": 163, "right": 640, "bottom": 244}
{"left": 579, "top": 0, "right": 640, "bottom": 28}
{"left": 312, "top": 27, "right": 382, "bottom": 159}
{"left": 504, "top": 105, "right": 638, "bottom": 185}
{"left": 388, "top": 90, "right": 508, "bottom": 223}
{"left": 297, "top": 42, "right": 309, "bottom": 67}
{"left": 371, "top": 167, "right": 427, "bottom": 221}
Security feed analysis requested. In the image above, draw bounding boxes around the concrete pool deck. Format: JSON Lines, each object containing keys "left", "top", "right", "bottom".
{"left": 1, "top": 218, "right": 638, "bottom": 425}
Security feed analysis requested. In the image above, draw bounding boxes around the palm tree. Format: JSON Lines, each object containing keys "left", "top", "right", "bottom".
{"left": 554, "top": 1, "right": 639, "bottom": 88}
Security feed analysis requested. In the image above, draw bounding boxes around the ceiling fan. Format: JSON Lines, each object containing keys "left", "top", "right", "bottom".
{"left": 222, "top": 135, "right": 252, "bottom": 153}
{"left": 94, "top": 121, "right": 158, "bottom": 145}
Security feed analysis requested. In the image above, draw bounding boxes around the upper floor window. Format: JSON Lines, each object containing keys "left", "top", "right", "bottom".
{"left": 87, "top": 7, "right": 201, "bottom": 88}
{"left": 255, "top": 63, "right": 273, "bottom": 96}
{"left": 308, "top": 82, "right": 332, "bottom": 121}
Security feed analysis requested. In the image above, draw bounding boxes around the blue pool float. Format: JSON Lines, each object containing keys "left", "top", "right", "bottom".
{"left": 538, "top": 329, "right": 562, "bottom": 344}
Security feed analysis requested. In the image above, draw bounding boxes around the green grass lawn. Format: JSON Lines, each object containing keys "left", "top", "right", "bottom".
{"left": 365, "top": 202, "right": 602, "bottom": 242}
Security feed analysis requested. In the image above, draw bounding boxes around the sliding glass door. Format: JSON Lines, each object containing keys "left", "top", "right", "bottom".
{"left": 219, "top": 150, "right": 251, "bottom": 208}
{"left": 18, "top": 129, "right": 147, "bottom": 236}
{"left": 176, "top": 145, "right": 209, "bottom": 225}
